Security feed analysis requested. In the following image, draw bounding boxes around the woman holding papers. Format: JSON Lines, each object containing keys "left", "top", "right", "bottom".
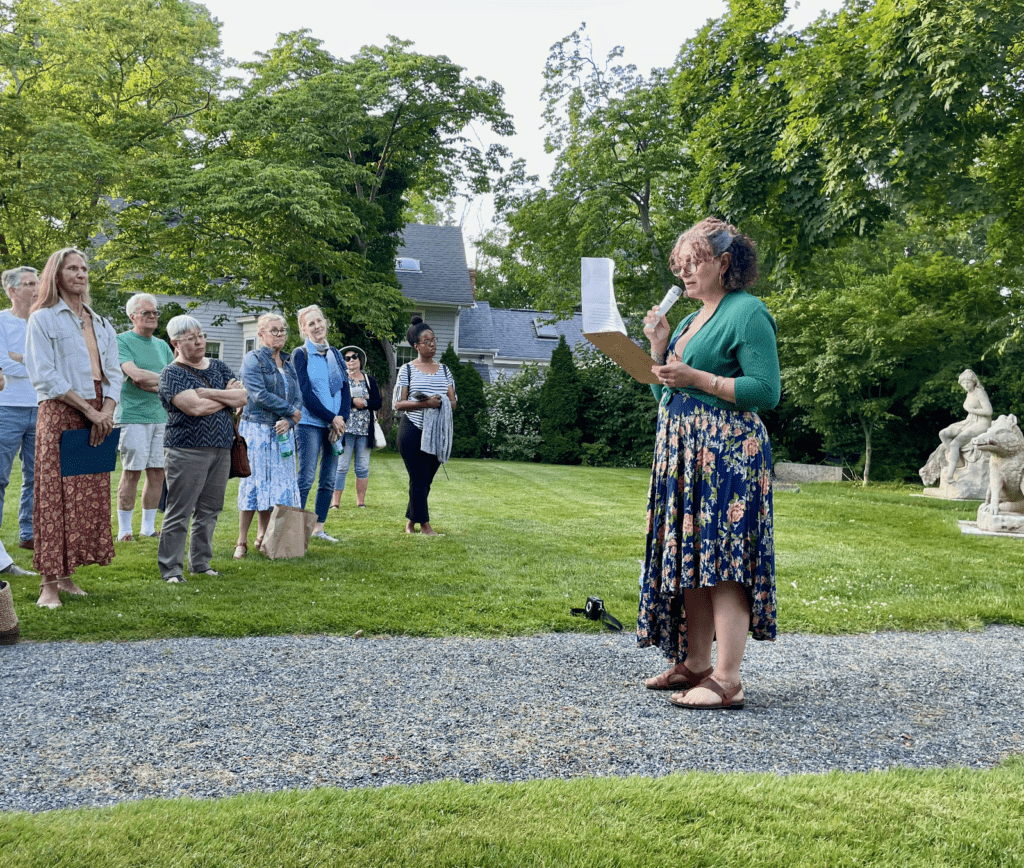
{"left": 638, "top": 218, "right": 780, "bottom": 710}
{"left": 25, "top": 247, "right": 123, "bottom": 609}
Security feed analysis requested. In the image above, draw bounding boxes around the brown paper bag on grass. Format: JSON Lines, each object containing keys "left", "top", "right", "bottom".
{"left": 261, "top": 504, "right": 317, "bottom": 559}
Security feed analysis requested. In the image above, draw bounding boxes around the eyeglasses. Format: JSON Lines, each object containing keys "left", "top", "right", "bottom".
{"left": 135, "top": 310, "right": 159, "bottom": 318}
{"left": 417, "top": 338, "right": 437, "bottom": 346}
{"left": 344, "top": 354, "right": 360, "bottom": 361}
{"left": 178, "top": 333, "right": 206, "bottom": 344}
{"left": 266, "top": 328, "right": 288, "bottom": 336}
{"left": 675, "top": 262, "right": 699, "bottom": 277}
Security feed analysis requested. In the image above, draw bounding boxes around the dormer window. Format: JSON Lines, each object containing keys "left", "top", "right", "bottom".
{"left": 396, "top": 257, "right": 422, "bottom": 273}
{"left": 533, "top": 317, "right": 558, "bottom": 339}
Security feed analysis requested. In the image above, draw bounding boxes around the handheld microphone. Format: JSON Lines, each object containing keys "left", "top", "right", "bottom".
{"left": 643, "top": 285, "right": 683, "bottom": 332}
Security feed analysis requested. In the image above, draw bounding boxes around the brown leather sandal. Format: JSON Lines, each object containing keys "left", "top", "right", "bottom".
{"left": 669, "top": 676, "right": 745, "bottom": 710}
{"left": 644, "top": 663, "right": 714, "bottom": 691}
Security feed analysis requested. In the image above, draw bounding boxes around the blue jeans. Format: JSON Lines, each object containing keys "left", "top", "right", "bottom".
{"left": 334, "top": 433, "right": 370, "bottom": 491}
{"left": 0, "top": 406, "right": 37, "bottom": 542}
{"left": 296, "top": 424, "right": 339, "bottom": 522}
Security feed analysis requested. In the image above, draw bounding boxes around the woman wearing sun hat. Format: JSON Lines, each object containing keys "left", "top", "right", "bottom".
{"left": 330, "top": 345, "right": 382, "bottom": 509}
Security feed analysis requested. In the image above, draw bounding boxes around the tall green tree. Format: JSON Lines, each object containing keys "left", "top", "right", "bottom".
{"left": 538, "top": 336, "right": 583, "bottom": 464}
{"left": 440, "top": 343, "right": 487, "bottom": 459}
{"left": 103, "top": 31, "right": 513, "bottom": 348}
{"left": 490, "top": 25, "right": 692, "bottom": 317}
{"left": 0, "top": 0, "right": 221, "bottom": 268}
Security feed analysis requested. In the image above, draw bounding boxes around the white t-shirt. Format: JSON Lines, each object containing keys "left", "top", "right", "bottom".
{"left": 0, "top": 310, "right": 38, "bottom": 407}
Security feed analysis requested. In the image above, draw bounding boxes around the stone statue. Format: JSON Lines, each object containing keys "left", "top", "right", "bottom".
{"left": 920, "top": 369, "right": 992, "bottom": 499}
{"left": 968, "top": 414, "right": 1024, "bottom": 527}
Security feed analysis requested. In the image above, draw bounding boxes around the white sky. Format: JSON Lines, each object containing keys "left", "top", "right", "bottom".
{"left": 199, "top": 0, "right": 845, "bottom": 255}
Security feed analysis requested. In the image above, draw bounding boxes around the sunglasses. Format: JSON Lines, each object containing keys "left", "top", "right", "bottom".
{"left": 344, "top": 354, "right": 360, "bottom": 361}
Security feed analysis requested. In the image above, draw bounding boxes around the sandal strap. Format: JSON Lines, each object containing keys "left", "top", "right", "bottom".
{"left": 696, "top": 676, "right": 742, "bottom": 705}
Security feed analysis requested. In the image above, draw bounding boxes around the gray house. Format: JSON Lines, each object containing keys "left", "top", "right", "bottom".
{"left": 454, "top": 301, "right": 587, "bottom": 384}
{"left": 391, "top": 223, "right": 475, "bottom": 367}
{"left": 393, "top": 224, "right": 587, "bottom": 383}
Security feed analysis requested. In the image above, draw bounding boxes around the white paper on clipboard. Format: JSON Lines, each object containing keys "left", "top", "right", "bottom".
{"left": 581, "top": 257, "right": 658, "bottom": 384}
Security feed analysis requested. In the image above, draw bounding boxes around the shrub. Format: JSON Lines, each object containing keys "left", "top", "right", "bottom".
{"left": 483, "top": 364, "right": 544, "bottom": 461}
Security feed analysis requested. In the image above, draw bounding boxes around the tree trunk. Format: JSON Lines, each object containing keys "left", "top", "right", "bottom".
{"left": 378, "top": 336, "right": 398, "bottom": 433}
{"left": 861, "top": 417, "right": 872, "bottom": 486}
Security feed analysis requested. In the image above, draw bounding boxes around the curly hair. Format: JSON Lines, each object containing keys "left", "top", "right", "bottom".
{"left": 669, "top": 217, "right": 759, "bottom": 292}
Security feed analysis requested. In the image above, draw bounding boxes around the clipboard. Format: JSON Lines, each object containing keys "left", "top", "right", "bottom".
{"left": 59, "top": 428, "right": 122, "bottom": 477}
{"left": 581, "top": 257, "right": 659, "bottom": 384}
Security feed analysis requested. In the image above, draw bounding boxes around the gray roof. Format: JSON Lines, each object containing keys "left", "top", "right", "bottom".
{"left": 395, "top": 224, "right": 474, "bottom": 307}
{"left": 458, "top": 302, "right": 589, "bottom": 361}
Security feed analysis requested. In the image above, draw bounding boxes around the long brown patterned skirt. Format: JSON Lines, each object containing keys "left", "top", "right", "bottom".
{"left": 33, "top": 383, "right": 115, "bottom": 577}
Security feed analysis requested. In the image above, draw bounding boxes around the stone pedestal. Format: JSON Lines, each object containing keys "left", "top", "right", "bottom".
{"left": 975, "top": 509, "right": 1024, "bottom": 535}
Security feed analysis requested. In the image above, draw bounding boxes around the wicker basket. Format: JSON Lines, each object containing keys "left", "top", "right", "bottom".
{"left": 0, "top": 579, "right": 20, "bottom": 645}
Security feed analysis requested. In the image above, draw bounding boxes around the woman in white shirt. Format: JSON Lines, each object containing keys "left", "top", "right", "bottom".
{"left": 394, "top": 317, "right": 457, "bottom": 535}
{"left": 25, "top": 247, "right": 123, "bottom": 609}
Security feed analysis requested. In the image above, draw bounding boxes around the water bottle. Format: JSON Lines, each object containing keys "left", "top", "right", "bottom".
{"left": 332, "top": 436, "right": 344, "bottom": 456}
{"left": 277, "top": 431, "right": 293, "bottom": 459}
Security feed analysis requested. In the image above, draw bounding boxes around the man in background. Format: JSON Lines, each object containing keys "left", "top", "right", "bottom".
{"left": 115, "top": 293, "right": 173, "bottom": 541}
{"left": 0, "top": 266, "right": 40, "bottom": 559}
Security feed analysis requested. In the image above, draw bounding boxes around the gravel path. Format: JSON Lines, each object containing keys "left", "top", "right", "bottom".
{"left": 2, "top": 627, "right": 1022, "bottom": 814}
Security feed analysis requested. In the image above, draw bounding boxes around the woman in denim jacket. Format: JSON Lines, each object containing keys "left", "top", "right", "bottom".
{"left": 234, "top": 313, "right": 303, "bottom": 558}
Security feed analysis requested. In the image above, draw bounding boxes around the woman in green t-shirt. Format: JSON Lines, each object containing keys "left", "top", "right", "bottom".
{"left": 638, "top": 217, "right": 781, "bottom": 711}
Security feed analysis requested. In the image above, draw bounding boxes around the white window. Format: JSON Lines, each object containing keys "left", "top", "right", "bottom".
{"left": 244, "top": 337, "right": 256, "bottom": 355}
{"left": 396, "top": 257, "right": 422, "bottom": 273}
{"left": 205, "top": 341, "right": 221, "bottom": 360}
{"left": 396, "top": 345, "right": 417, "bottom": 366}
{"left": 533, "top": 317, "right": 558, "bottom": 339}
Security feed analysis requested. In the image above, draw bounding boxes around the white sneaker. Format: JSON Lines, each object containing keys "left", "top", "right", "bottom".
{"left": 312, "top": 530, "right": 338, "bottom": 543}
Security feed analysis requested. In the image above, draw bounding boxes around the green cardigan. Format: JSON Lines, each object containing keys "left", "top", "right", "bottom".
{"left": 651, "top": 290, "right": 781, "bottom": 412}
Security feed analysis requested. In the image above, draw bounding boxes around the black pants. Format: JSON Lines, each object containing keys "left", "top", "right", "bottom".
{"left": 397, "top": 417, "right": 440, "bottom": 524}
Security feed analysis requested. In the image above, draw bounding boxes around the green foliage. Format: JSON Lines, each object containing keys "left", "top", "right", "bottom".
{"left": 101, "top": 33, "right": 513, "bottom": 339}
{"left": 482, "top": 364, "right": 545, "bottom": 462}
{"left": 489, "top": 26, "right": 693, "bottom": 317}
{"left": 577, "top": 346, "right": 659, "bottom": 468}
{"left": 771, "top": 225, "right": 1010, "bottom": 482}
{"left": 538, "top": 336, "right": 583, "bottom": 464}
{"left": 441, "top": 343, "right": 488, "bottom": 459}
{"left": 0, "top": 0, "right": 221, "bottom": 271}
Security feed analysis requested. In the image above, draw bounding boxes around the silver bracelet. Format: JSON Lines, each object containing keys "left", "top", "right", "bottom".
{"left": 709, "top": 374, "right": 719, "bottom": 392}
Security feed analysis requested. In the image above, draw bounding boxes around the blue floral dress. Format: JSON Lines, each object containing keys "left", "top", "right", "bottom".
{"left": 237, "top": 370, "right": 301, "bottom": 512}
{"left": 637, "top": 390, "right": 777, "bottom": 663}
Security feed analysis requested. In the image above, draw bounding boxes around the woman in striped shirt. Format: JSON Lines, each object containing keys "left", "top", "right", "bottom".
{"left": 394, "top": 317, "right": 457, "bottom": 535}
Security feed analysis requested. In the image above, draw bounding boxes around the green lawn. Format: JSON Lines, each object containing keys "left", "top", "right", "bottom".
{"left": 3, "top": 457, "right": 1023, "bottom": 866}
{"left": 4, "top": 455, "right": 1021, "bottom": 641}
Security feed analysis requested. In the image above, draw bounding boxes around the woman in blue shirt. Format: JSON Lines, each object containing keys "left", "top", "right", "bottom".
{"left": 292, "top": 305, "right": 350, "bottom": 542}
{"left": 234, "top": 313, "right": 302, "bottom": 558}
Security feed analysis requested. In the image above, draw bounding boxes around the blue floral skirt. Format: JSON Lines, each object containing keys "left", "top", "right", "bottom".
{"left": 637, "top": 392, "right": 776, "bottom": 662}
{"left": 237, "top": 420, "right": 301, "bottom": 512}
